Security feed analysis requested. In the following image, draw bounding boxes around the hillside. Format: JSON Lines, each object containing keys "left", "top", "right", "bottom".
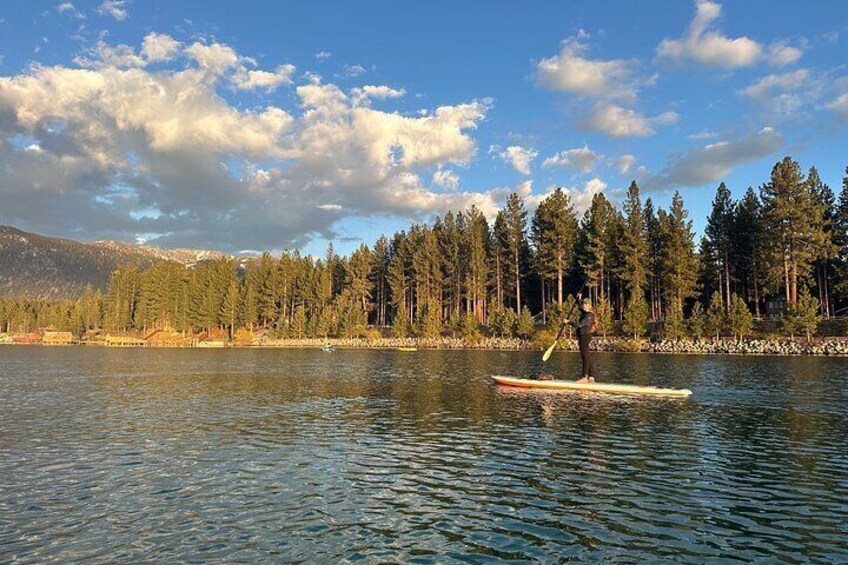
{"left": 0, "top": 225, "right": 228, "bottom": 299}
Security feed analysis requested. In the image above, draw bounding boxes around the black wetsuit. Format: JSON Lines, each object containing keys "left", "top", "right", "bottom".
{"left": 574, "top": 311, "right": 595, "bottom": 378}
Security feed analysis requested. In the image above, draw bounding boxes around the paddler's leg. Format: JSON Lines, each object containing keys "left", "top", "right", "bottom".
{"left": 577, "top": 333, "right": 594, "bottom": 383}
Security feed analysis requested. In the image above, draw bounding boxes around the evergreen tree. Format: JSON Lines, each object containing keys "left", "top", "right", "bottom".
{"left": 760, "top": 157, "right": 828, "bottom": 305}
{"left": 728, "top": 294, "right": 753, "bottom": 341}
{"left": 531, "top": 188, "right": 578, "bottom": 307}
{"left": 688, "top": 303, "right": 706, "bottom": 339}
{"left": 705, "top": 182, "right": 734, "bottom": 311}
{"left": 660, "top": 192, "right": 699, "bottom": 311}
{"left": 622, "top": 289, "right": 648, "bottom": 339}
{"left": 290, "top": 305, "right": 307, "bottom": 338}
{"left": 733, "top": 188, "right": 766, "bottom": 318}
{"left": 663, "top": 301, "right": 685, "bottom": 340}
{"left": 705, "top": 291, "right": 726, "bottom": 340}
{"left": 514, "top": 306, "right": 535, "bottom": 339}
{"left": 620, "top": 181, "right": 648, "bottom": 295}
{"left": 503, "top": 193, "right": 529, "bottom": 312}
{"left": 594, "top": 298, "right": 613, "bottom": 339}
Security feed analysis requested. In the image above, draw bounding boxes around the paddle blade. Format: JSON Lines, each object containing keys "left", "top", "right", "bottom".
{"left": 542, "top": 341, "right": 557, "bottom": 362}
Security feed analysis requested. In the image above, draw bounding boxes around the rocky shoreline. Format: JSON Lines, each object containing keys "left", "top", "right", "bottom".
{"left": 253, "top": 336, "right": 848, "bottom": 356}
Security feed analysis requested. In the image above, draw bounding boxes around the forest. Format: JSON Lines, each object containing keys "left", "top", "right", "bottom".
{"left": 1, "top": 156, "right": 846, "bottom": 341}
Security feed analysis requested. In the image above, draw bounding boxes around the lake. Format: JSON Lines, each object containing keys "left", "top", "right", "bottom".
{"left": 1, "top": 347, "right": 847, "bottom": 563}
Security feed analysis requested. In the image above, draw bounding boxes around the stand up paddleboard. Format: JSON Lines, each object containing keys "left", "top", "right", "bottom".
{"left": 491, "top": 375, "right": 692, "bottom": 397}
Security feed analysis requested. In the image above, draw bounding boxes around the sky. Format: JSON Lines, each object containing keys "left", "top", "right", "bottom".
{"left": 0, "top": 0, "right": 846, "bottom": 256}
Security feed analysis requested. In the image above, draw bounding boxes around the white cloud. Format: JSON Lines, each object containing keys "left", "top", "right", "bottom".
{"left": 827, "top": 93, "right": 848, "bottom": 120}
{"left": 687, "top": 129, "right": 717, "bottom": 140}
{"left": 537, "top": 38, "right": 636, "bottom": 101}
{"left": 234, "top": 64, "right": 296, "bottom": 92}
{"left": 643, "top": 127, "right": 783, "bottom": 190}
{"left": 0, "top": 38, "right": 494, "bottom": 250}
{"left": 498, "top": 145, "right": 538, "bottom": 175}
{"left": 542, "top": 145, "right": 598, "bottom": 173}
{"left": 432, "top": 167, "right": 459, "bottom": 189}
{"left": 580, "top": 103, "right": 678, "bottom": 137}
{"left": 97, "top": 0, "right": 129, "bottom": 21}
{"left": 315, "top": 51, "right": 332, "bottom": 60}
{"left": 350, "top": 84, "right": 406, "bottom": 106}
{"left": 613, "top": 154, "right": 636, "bottom": 174}
{"left": 525, "top": 177, "right": 607, "bottom": 215}
{"left": 767, "top": 42, "right": 803, "bottom": 66}
{"left": 57, "top": 3, "right": 84, "bottom": 19}
{"left": 185, "top": 42, "right": 240, "bottom": 74}
{"left": 74, "top": 40, "right": 145, "bottom": 69}
{"left": 739, "top": 69, "right": 811, "bottom": 116}
{"left": 340, "top": 64, "right": 366, "bottom": 78}
{"left": 141, "top": 32, "right": 180, "bottom": 63}
{"left": 657, "top": 0, "right": 801, "bottom": 69}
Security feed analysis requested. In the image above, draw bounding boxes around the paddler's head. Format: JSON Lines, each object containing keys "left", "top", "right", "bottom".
{"left": 581, "top": 297, "right": 593, "bottom": 312}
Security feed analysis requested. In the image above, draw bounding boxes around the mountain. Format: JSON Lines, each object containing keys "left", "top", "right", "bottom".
{"left": 0, "top": 225, "right": 229, "bottom": 299}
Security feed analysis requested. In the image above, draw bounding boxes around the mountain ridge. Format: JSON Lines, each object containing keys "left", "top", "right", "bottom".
{"left": 0, "top": 225, "right": 230, "bottom": 299}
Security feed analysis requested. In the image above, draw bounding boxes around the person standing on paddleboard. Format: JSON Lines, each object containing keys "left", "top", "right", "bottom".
{"left": 568, "top": 298, "right": 596, "bottom": 383}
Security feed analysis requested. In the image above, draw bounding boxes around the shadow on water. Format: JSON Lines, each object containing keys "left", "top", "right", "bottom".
{"left": 1, "top": 347, "right": 847, "bottom": 563}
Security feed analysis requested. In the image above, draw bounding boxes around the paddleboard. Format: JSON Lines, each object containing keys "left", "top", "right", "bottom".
{"left": 491, "top": 375, "right": 692, "bottom": 397}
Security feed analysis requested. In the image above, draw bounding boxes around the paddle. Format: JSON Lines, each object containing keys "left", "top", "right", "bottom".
{"left": 542, "top": 279, "right": 587, "bottom": 362}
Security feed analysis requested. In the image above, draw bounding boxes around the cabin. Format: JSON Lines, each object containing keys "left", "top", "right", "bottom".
{"left": 0, "top": 333, "right": 13, "bottom": 344}
{"left": 103, "top": 334, "right": 147, "bottom": 347}
{"left": 766, "top": 297, "right": 788, "bottom": 320}
{"left": 12, "top": 332, "right": 42, "bottom": 344}
{"left": 42, "top": 331, "right": 74, "bottom": 345}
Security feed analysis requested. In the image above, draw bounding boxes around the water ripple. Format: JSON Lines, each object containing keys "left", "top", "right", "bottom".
{"left": 1, "top": 348, "right": 847, "bottom": 562}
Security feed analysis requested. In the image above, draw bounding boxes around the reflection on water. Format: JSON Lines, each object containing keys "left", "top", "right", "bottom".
{"left": 1, "top": 347, "right": 847, "bottom": 562}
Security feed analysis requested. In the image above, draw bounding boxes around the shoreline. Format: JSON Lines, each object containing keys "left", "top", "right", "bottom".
{"left": 4, "top": 336, "right": 848, "bottom": 357}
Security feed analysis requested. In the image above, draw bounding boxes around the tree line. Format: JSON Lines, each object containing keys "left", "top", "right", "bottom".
{"left": 2, "top": 156, "right": 847, "bottom": 340}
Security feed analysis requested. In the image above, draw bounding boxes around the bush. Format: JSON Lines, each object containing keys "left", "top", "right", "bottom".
{"left": 613, "top": 338, "right": 645, "bottom": 352}
{"left": 364, "top": 327, "right": 382, "bottom": 341}
{"left": 531, "top": 329, "right": 555, "bottom": 350}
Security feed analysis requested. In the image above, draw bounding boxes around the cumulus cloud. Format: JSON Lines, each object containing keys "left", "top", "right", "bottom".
{"left": 580, "top": 103, "right": 678, "bottom": 137}
{"left": 350, "top": 84, "right": 406, "bottom": 106}
{"left": 497, "top": 145, "right": 538, "bottom": 175}
{"left": 657, "top": 0, "right": 801, "bottom": 69}
{"left": 642, "top": 127, "right": 783, "bottom": 190}
{"left": 141, "top": 32, "right": 181, "bottom": 63}
{"left": 97, "top": 0, "right": 129, "bottom": 21}
{"left": 74, "top": 40, "right": 145, "bottom": 69}
{"left": 525, "top": 177, "right": 607, "bottom": 215}
{"left": 432, "top": 167, "right": 459, "bottom": 189}
{"left": 537, "top": 38, "right": 636, "bottom": 101}
{"left": 234, "top": 64, "right": 296, "bottom": 92}
{"left": 542, "top": 145, "right": 598, "bottom": 173}
{"left": 0, "top": 37, "right": 497, "bottom": 251}
{"left": 613, "top": 154, "right": 636, "bottom": 174}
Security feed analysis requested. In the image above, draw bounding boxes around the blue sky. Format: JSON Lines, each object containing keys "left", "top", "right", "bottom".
{"left": 0, "top": 0, "right": 846, "bottom": 255}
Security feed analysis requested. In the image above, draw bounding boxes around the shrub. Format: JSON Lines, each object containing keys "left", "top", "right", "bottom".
{"left": 514, "top": 306, "right": 535, "bottom": 338}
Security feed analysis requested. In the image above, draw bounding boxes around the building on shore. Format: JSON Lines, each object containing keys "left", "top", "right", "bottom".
{"left": 42, "top": 331, "right": 74, "bottom": 345}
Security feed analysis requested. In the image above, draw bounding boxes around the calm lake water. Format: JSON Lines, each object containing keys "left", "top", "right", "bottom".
{"left": 1, "top": 347, "right": 847, "bottom": 563}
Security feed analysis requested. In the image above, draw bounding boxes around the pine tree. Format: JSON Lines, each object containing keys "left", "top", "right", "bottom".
{"left": 220, "top": 279, "right": 240, "bottom": 340}
{"left": 728, "top": 294, "right": 753, "bottom": 341}
{"left": 531, "top": 188, "right": 578, "bottom": 307}
{"left": 705, "top": 182, "right": 734, "bottom": 312}
{"left": 290, "top": 305, "right": 307, "bottom": 338}
{"left": 705, "top": 291, "right": 726, "bottom": 340}
{"left": 503, "top": 193, "right": 528, "bottom": 312}
{"left": 620, "top": 181, "right": 648, "bottom": 294}
{"left": 594, "top": 298, "right": 613, "bottom": 338}
{"left": 733, "top": 188, "right": 765, "bottom": 318}
{"left": 660, "top": 192, "right": 699, "bottom": 313}
{"left": 622, "top": 289, "right": 648, "bottom": 339}
{"left": 663, "top": 301, "right": 685, "bottom": 340}
{"left": 514, "top": 306, "right": 535, "bottom": 339}
{"left": 760, "top": 157, "right": 828, "bottom": 305}
{"left": 688, "top": 303, "right": 705, "bottom": 339}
